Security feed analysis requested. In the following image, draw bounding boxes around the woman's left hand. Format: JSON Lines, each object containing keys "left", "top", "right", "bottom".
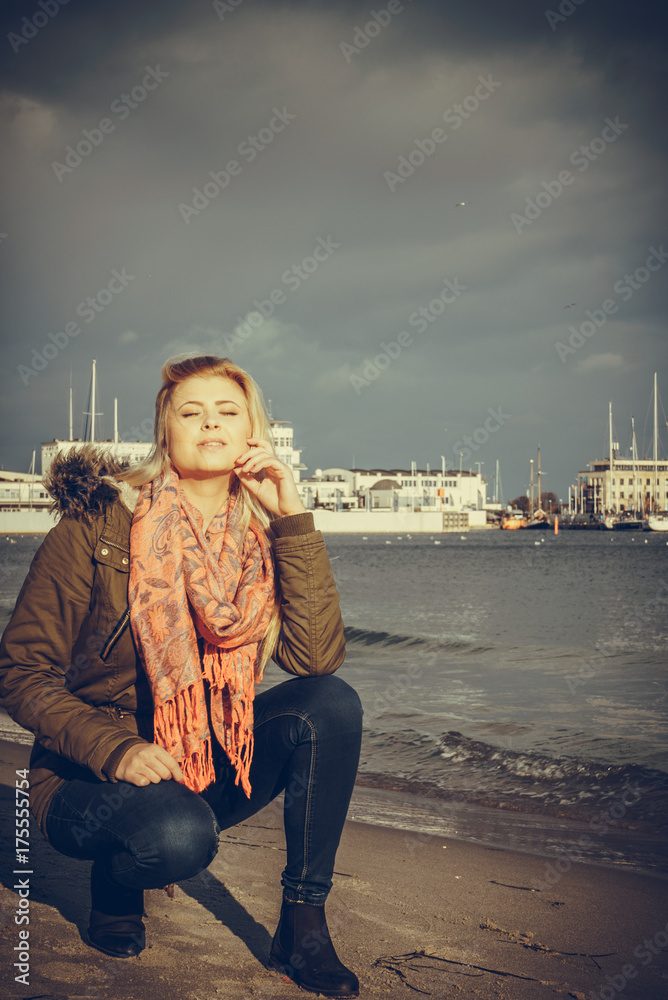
{"left": 234, "top": 438, "right": 307, "bottom": 518}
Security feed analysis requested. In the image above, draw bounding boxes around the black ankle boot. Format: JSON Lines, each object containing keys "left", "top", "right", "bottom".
{"left": 269, "top": 892, "right": 359, "bottom": 998}
{"left": 86, "top": 861, "right": 145, "bottom": 958}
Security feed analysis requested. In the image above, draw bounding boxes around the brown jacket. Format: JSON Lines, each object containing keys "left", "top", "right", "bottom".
{"left": 0, "top": 450, "right": 346, "bottom": 839}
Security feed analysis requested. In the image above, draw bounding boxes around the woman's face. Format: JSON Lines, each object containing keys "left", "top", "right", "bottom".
{"left": 166, "top": 375, "right": 253, "bottom": 480}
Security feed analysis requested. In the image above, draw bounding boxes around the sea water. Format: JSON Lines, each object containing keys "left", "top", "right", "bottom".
{"left": 1, "top": 530, "right": 666, "bottom": 875}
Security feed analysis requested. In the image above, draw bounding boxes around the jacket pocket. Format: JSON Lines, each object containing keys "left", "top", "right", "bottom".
{"left": 94, "top": 535, "right": 130, "bottom": 572}
{"left": 100, "top": 607, "right": 131, "bottom": 662}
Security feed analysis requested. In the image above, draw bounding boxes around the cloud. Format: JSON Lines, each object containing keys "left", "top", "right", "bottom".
{"left": 229, "top": 314, "right": 288, "bottom": 360}
{"left": 575, "top": 353, "right": 625, "bottom": 374}
{"left": 0, "top": 0, "right": 666, "bottom": 496}
{"left": 313, "top": 363, "right": 356, "bottom": 394}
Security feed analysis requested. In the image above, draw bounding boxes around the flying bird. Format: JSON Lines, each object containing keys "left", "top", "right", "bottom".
{"left": 455, "top": 201, "right": 470, "bottom": 207}
{"left": 563, "top": 303, "right": 576, "bottom": 308}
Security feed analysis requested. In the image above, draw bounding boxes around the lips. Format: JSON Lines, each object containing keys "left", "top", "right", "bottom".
{"left": 198, "top": 439, "right": 226, "bottom": 447}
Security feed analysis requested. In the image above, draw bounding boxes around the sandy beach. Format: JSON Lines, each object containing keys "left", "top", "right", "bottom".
{"left": 1, "top": 736, "right": 667, "bottom": 1000}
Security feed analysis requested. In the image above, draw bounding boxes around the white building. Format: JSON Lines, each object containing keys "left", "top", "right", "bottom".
{"left": 297, "top": 465, "right": 487, "bottom": 512}
{"left": 269, "top": 420, "right": 306, "bottom": 483}
{"left": 0, "top": 471, "right": 51, "bottom": 510}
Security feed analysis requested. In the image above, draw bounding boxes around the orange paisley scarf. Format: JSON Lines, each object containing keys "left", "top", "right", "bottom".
{"left": 128, "top": 466, "right": 276, "bottom": 797}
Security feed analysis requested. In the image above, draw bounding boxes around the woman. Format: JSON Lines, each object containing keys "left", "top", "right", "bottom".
{"left": 0, "top": 355, "right": 362, "bottom": 998}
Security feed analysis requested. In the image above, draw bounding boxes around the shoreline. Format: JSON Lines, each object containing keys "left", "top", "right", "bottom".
{"left": 2, "top": 718, "right": 666, "bottom": 880}
{"left": 350, "top": 782, "right": 668, "bottom": 881}
{"left": 2, "top": 738, "right": 668, "bottom": 998}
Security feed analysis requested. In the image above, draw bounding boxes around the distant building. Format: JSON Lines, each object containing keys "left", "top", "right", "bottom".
{"left": 577, "top": 458, "right": 668, "bottom": 514}
{"left": 298, "top": 466, "right": 487, "bottom": 512}
{"left": 269, "top": 420, "right": 306, "bottom": 484}
{"left": 576, "top": 375, "right": 667, "bottom": 515}
{"left": 0, "top": 471, "right": 50, "bottom": 510}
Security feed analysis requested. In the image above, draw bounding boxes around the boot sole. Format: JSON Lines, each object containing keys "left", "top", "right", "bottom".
{"left": 268, "top": 957, "right": 359, "bottom": 998}
{"left": 85, "top": 930, "right": 144, "bottom": 959}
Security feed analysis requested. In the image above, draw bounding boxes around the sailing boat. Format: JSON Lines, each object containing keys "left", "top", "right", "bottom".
{"left": 604, "top": 402, "right": 646, "bottom": 530}
{"left": 523, "top": 446, "right": 552, "bottom": 528}
{"left": 648, "top": 372, "right": 668, "bottom": 531}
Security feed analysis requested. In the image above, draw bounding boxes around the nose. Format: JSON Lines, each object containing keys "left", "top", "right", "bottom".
{"left": 202, "top": 410, "right": 221, "bottom": 429}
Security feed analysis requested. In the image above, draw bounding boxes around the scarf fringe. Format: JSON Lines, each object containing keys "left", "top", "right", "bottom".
{"left": 153, "top": 685, "right": 215, "bottom": 794}
{"left": 203, "top": 645, "right": 255, "bottom": 796}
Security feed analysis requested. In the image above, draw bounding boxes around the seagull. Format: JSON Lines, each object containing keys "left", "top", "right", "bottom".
{"left": 563, "top": 303, "right": 576, "bottom": 308}
{"left": 455, "top": 201, "right": 470, "bottom": 207}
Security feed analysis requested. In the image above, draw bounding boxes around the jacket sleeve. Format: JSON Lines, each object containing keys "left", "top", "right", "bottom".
{"left": 0, "top": 516, "right": 149, "bottom": 780}
{"left": 269, "top": 512, "right": 346, "bottom": 677}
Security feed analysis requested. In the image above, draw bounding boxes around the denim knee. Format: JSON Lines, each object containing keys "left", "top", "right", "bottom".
{"left": 132, "top": 792, "right": 219, "bottom": 885}
{"left": 289, "top": 674, "right": 363, "bottom": 740}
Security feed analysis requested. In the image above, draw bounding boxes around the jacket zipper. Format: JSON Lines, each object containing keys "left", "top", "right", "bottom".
{"left": 100, "top": 606, "right": 131, "bottom": 661}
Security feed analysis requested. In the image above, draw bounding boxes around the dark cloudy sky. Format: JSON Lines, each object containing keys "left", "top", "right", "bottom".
{"left": 1, "top": 0, "right": 666, "bottom": 500}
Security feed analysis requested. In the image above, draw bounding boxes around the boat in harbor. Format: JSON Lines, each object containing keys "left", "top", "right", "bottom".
{"left": 648, "top": 512, "right": 668, "bottom": 532}
{"left": 523, "top": 509, "right": 551, "bottom": 529}
{"left": 500, "top": 511, "right": 528, "bottom": 529}
{"left": 603, "top": 514, "right": 646, "bottom": 531}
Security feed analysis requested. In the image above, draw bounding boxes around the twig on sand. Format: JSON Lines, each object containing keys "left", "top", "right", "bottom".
{"left": 489, "top": 880, "right": 541, "bottom": 891}
{"left": 373, "top": 949, "right": 541, "bottom": 994}
{"left": 481, "top": 923, "right": 615, "bottom": 961}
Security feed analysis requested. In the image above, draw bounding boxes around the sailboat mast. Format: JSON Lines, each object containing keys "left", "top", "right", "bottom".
{"left": 653, "top": 371, "right": 658, "bottom": 513}
{"left": 29, "top": 451, "right": 35, "bottom": 510}
{"left": 537, "top": 446, "right": 542, "bottom": 511}
{"left": 529, "top": 458, "right": 534, "bottom": 517}
{"left": 608, "top": 402, "right": 613, "bottom": 513}
{"left": 89, "top": 359, "right": 97, "bottom": 443}
{"left": 631, "top": 416, "right": 638, "bottom": 513}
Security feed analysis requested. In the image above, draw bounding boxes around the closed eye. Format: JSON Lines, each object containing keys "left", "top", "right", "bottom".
{"left": 181, "top": 409, "right": 239, "bottom": 417}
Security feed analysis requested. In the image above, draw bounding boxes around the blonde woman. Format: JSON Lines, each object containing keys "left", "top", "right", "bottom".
{"left": 0, "top": 355, "right": 362, "bottom": 998}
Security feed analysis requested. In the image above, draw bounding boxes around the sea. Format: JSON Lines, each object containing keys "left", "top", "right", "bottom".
{"left": 1, "top": 529, "right": 667, "bottom": 878}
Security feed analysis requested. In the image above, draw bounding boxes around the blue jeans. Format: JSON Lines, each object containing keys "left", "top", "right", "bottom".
{"left": 45, "top": 675, "right": 363, "bottom": 905}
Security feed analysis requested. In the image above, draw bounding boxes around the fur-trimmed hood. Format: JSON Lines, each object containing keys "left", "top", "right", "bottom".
{"left": 44, "top": 445, "right": 139, "bottom": 520}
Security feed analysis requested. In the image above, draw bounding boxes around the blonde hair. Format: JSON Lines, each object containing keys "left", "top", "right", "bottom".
{"left": 119, "top": 354, "right": 282, "bottom": 676}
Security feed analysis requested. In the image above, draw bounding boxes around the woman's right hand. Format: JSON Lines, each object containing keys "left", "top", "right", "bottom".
{"left": 115, "top": 743, "right": 185, "bottom": 786}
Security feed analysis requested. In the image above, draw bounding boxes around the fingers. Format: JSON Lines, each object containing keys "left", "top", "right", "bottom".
{"left": 116, "top": 743, "right": 184, "bottom": 786}
{"left": 151, "top": 745, "right": 185, "bottom": 783}
{"left": 237, "top": 437, "right": 275, "bottom": 466}
{"left": 235, "top": 450, "right": 283, "bottom": 478}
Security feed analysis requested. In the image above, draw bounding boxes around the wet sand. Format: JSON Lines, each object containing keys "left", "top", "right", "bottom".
{"left": 1, "top": 737, "right": 667, "bottom": 1000}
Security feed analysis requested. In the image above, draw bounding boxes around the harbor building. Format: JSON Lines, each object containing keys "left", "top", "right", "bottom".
{"left": 297, "top": 465, "right": 487, "bottom": 513}
{"left": 575, "top": 376, "right": 667, "bottom": 516}
{"left": 267, "top": 418, "right": 307, "bottom": 484}
{"left": 576, "top": 458, "right": 668, "bottom": 515}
